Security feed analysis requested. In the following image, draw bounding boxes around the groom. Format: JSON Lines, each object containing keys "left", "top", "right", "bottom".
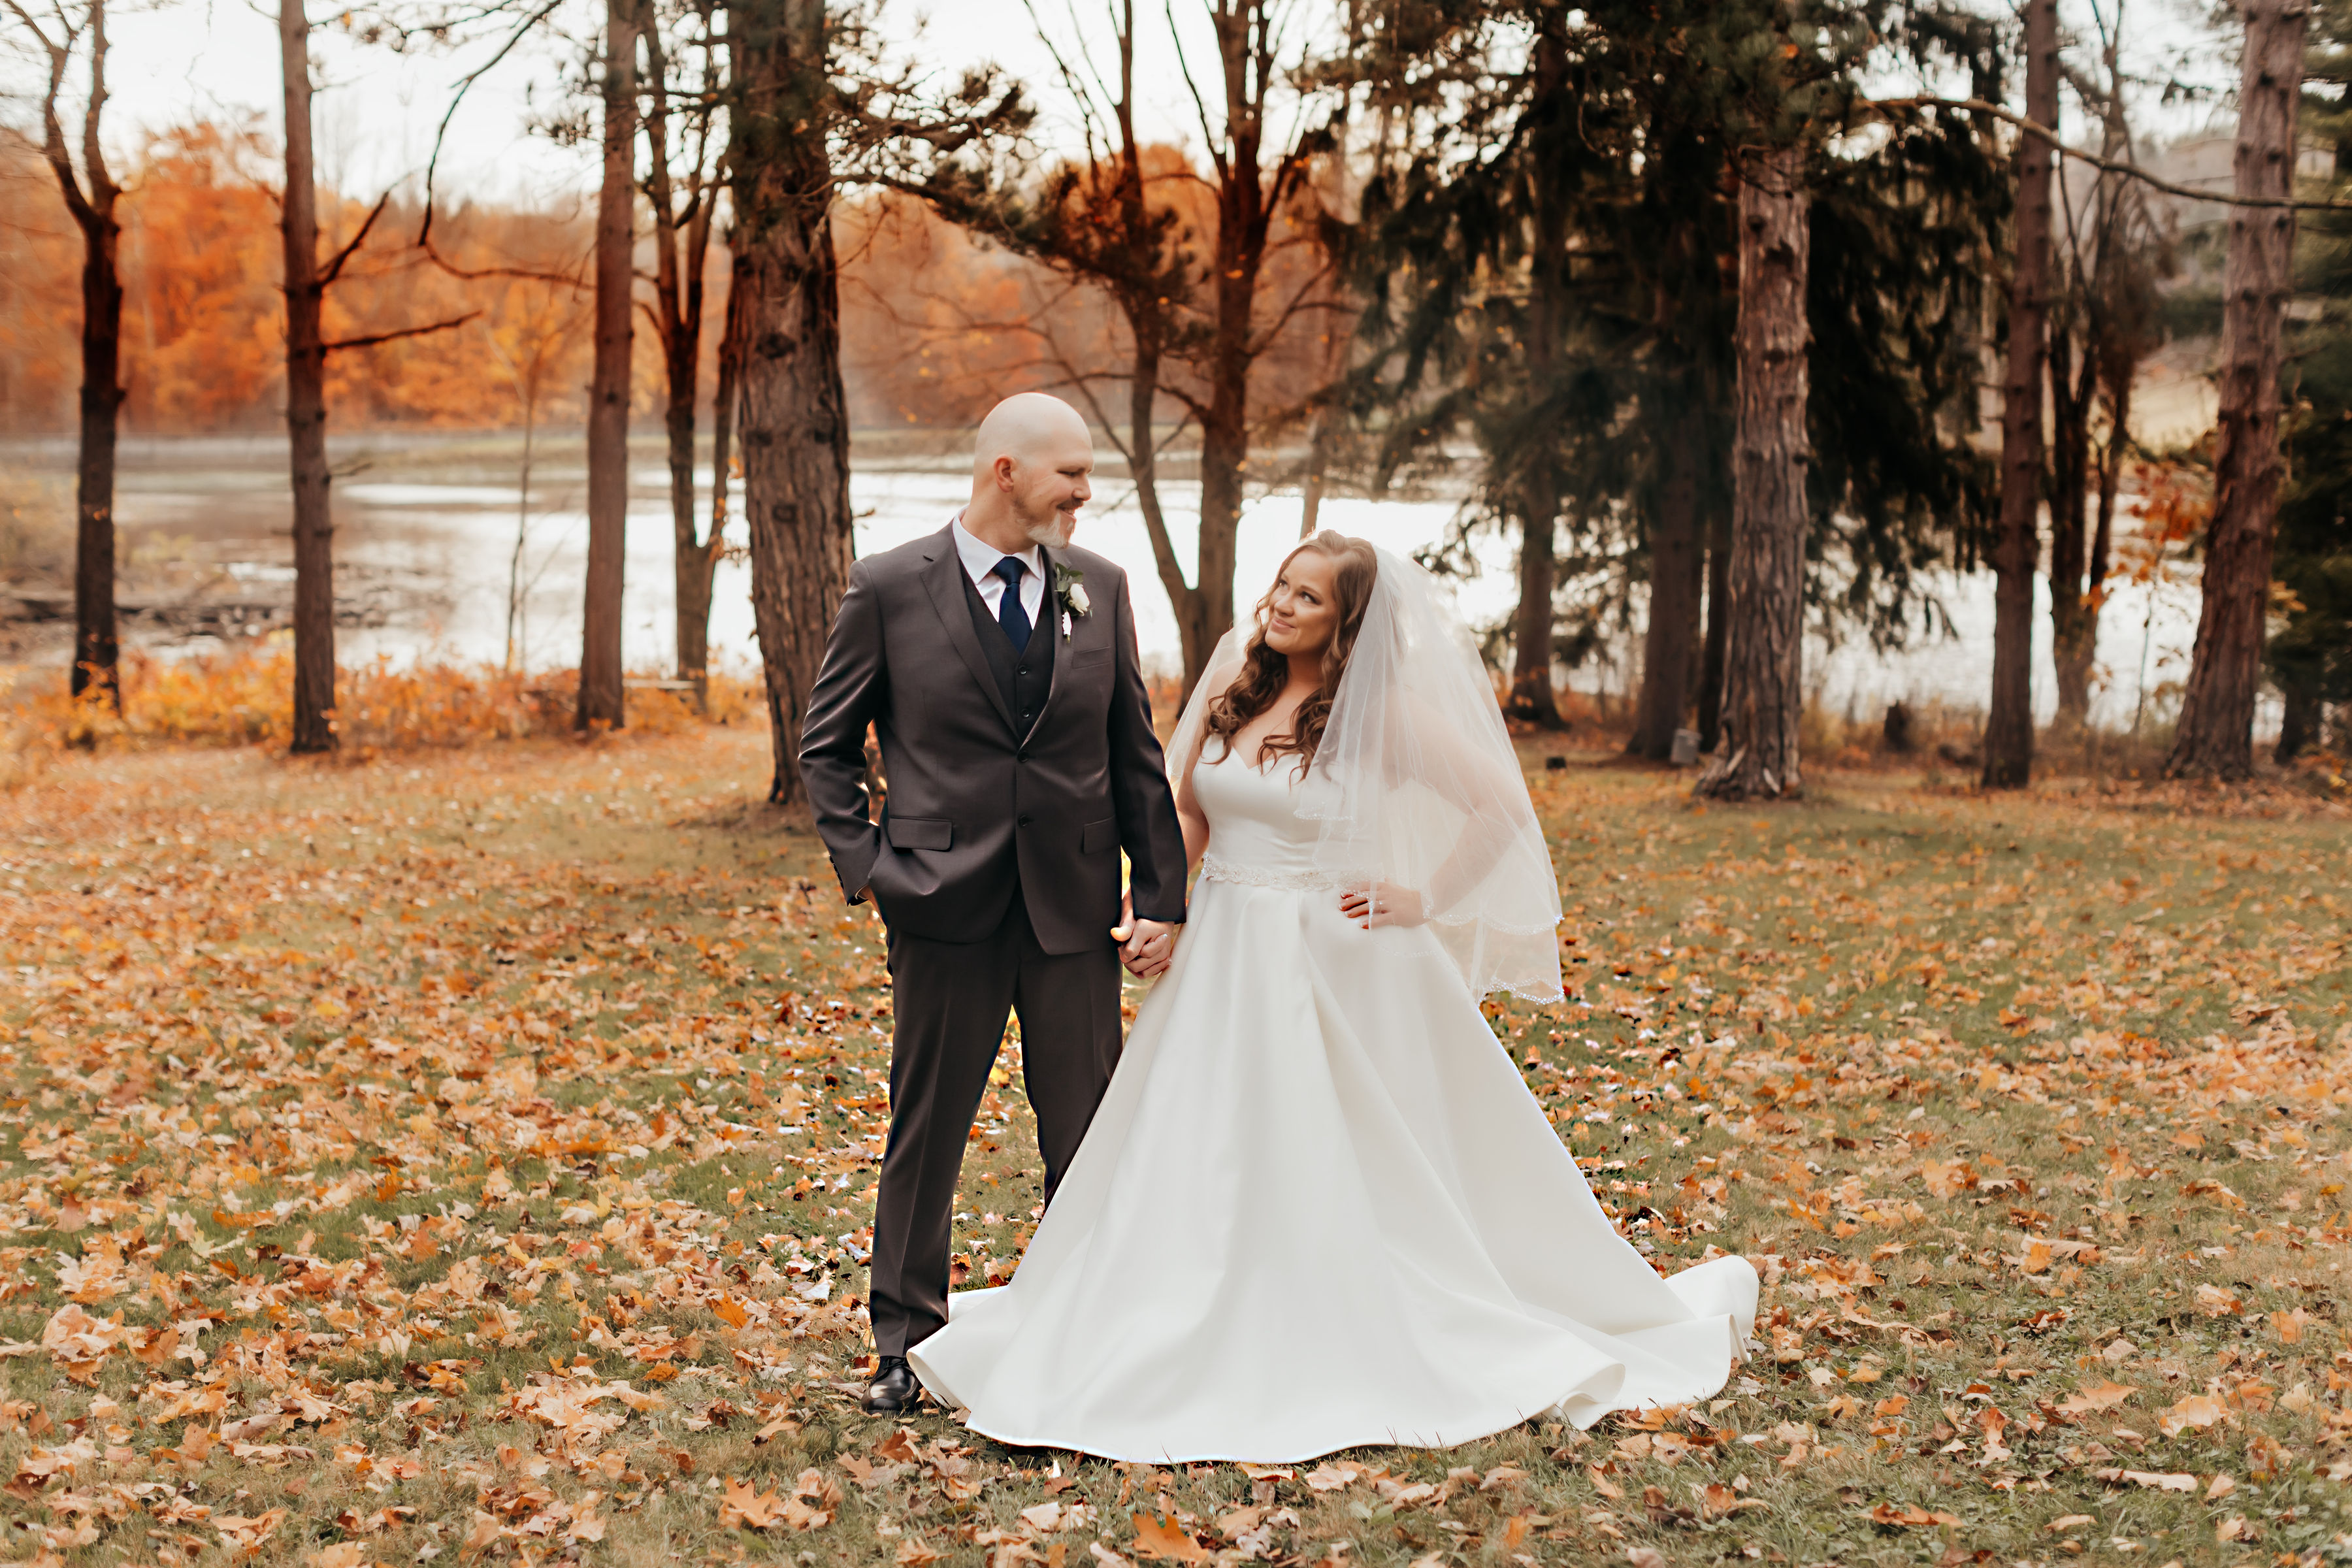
{"left": 799, "top": 393, "right": 1189, "bottom": 1416}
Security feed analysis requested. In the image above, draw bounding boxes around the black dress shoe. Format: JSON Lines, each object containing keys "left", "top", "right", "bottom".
{"left": 862, "top": 1354, "right": 920, "bottom": 1416}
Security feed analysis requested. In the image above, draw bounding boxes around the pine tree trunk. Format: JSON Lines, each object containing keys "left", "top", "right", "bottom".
{"left": 1629, "top": 395, "right": 1706, "bottom": 759}
{"left": 687, "top": 257, "right": 748, "bottom": 706}
{"left": 280, "top": 0, "right": 335, "bottom": 755}
{"left": 1510, "top": 472, "right": 1560, "bottom": 724}
{"left": 1695, "top": 144, "right": 1809, "bottom": 802}
{"left": 2166, "top": 0, "right": 2308, "bottom": 780}
{"left": 1984, "top": 0, "right": 2058, "bottom": 787}
{"left": 2048, "top": 321, "right": 2097, "bottom": 727}
{"left": 69, "top": 216, "right": 122, "bottom": 711}
{"left": 734, "top": 0, "right": 853, "bottom": 812}
{"left": 1697, "top": 506, "right": 1729, "bottom": 751}
{"left": 1191, "top": 165, "right": 1258, "bottom": 694}
{"left": 69, "top": 211, "right": 122, "bottom": 713}
{"left": 2274, "top": 681, "right": 2321, "bottom": 762}
{"left": 577, "top": 0, "right": 637, "bottom": 733}
{"left": 1506, "top": 6, "right": 1568, "bottom": 730}
{"left": 644, "top": 14, "right": 721, "bottom": 703}
{"left": 41, "top": 0, "right": 126, "bottom": 713}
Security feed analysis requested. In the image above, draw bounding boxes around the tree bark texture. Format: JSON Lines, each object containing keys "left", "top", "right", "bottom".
{"left": 69, "top": 98, "right": 122, "bottom": 706}
{"left": 2046, "top": 319, "right": 2095, "bottom": 725}
{"left": 1984, "top": 0, "right": 2058, "bottom": 787}
{"left": 642, "top": 13, "right": 723, "bottom": 700}
{"left": 2274, "top": 680, "right": 2321, "bottom": 762}
{"left": 734, "top": 0, "right": 853, "bottom": 811}
{"left": 1695, "top": 145, "right": 1809, "bottom": 802}
{"left": 2166, "top": 0, "right": 2309, "bottom": 779}
{"left": 28, "top": 0, "right": 126, "bottom": 709}
{"left": 691, "top": 255, "right": 749, "bottom": 701}
{"left": 1186, "top": 3, "right": 1277, "bottom": 695}
{"left": 578, "top": 0, "right": 638, "bottom": 732}
{"left": 280, "top": 1, "right": 335, "bottom": 754}
{"left": 1511, "top": 476, "right": 1559, "bottom": 724}
{"left": 1629, "top": 395, "right": 1707, "bottom": 759}
{"left": 1505, "top": 6, "right": 1570, "bottom": 729}
{"left": 1100, "top": 12, "right": 1189, "bottom": 693}
{"left": 1697, "top": 508, "right": 1729, "bottom": 752}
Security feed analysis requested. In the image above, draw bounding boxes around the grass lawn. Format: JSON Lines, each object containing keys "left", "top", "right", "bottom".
{"left": 1, "top": 725, "right": 2347, "bottom": 1568}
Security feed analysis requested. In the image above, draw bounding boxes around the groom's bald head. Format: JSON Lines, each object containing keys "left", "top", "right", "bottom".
{"left": 965, "top": 394, "right": 1095, "bottom": 551}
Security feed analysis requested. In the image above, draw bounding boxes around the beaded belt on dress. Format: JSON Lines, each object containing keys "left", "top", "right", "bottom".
{"left": 1199, "top": 853, "right": 1343, "bottom": 892}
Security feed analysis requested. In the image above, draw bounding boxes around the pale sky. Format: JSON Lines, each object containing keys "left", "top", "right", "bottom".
{"left": 3, "top": 0, "right": 1276, "bottom": 206}
{"left": 1, "top": 0, "right": 2242, "bottom": 213}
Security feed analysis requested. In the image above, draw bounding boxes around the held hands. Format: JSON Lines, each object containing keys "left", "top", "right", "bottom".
{"left": 1111, "top": 891, "right": 1179, "bottom": 978}
{"left": 1340, "top": 880, "right": 1429, "bottom": 930}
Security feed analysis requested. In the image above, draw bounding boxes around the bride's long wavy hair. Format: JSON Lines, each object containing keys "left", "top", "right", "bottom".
{"left": 1205, "top": 531, "right": 1379, "bottom": 771}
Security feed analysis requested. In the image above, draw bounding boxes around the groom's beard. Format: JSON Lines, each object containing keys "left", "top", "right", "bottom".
{"left": 1024, "top": 511, "right": 1077, "bottom": 549}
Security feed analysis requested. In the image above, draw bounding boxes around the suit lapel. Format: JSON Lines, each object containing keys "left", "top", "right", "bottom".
{"left": 920, "top": 528, "right": 1018, "bottom": 733}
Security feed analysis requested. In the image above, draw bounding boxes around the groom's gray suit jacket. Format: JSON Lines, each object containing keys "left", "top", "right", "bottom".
{"left": 798, "top": 525, "right": 1188, "bottom": 949}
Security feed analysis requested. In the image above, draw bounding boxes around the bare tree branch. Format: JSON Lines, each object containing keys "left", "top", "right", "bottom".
{"left": 1865, "top": 96, "right": 2352, "bottom": 211}
{"left": 415, "top": 0, "right": 568, "bottom": 248}
{"left": 318, "top": 189, "right": 393, "bottom": 286}
{"left": 323, "top": 310, "right": 483, "bottom": 353}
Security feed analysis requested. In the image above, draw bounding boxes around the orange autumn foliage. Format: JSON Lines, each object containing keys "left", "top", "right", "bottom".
{"left": 0, "top": 640, "right": 758, "bottom": 766}
{"left": 2, "top": 122, "right": 1339, "bottom": 436}
{"left": 4, "top": 120, "right": 605, "bottom": 434}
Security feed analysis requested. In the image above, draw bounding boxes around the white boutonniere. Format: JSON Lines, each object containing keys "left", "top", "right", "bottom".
{"left": 1053, "top": 563, "right": 1090, "bottom": 639}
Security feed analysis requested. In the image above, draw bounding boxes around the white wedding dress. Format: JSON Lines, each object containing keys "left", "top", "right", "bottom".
{"left": 906, "top": 747, "right": 1757, "bottom": 1462}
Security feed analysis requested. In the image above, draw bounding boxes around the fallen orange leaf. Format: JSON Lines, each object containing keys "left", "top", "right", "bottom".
{"left": 1126, "top": 1512, "right": 1210, "bottom": 1564}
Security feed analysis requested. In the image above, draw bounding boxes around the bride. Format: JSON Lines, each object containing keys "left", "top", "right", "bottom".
{"left": 906, "top": 532, "right": 1756, "bottom": 1462}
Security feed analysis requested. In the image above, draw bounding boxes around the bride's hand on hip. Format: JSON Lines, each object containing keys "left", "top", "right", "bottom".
{"left": 1340, "top": 881, "right": 1428, "bottom": 929}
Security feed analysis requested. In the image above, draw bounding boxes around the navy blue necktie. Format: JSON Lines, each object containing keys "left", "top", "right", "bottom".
{"left": 992, "top": 556, "right": 1032, "bottom": 653}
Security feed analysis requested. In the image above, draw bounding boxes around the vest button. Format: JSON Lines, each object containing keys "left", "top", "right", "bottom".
{"left": 1017, "top": 666, "right": 1029, "bottom": 677}
{"left": 1018, "top": 815, "right": 1033, "bottom": 827}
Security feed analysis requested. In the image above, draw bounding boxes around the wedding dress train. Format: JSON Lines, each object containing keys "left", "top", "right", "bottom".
{"left": 907, "top": 750, "right": 1757, "bottom": 1462}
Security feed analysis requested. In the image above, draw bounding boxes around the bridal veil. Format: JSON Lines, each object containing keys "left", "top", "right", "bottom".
{"left": 1166, "top": 543, "right": 1564, "bottom": 1004}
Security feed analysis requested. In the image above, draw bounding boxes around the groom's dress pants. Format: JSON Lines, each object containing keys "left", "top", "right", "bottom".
{"left": 869, "top": 887, "right": 1124, "bottom": 1357}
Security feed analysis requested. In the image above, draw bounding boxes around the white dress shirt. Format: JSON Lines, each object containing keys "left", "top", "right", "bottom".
{"left": 951, "top": 515, "right": 1049, "bottom": 628}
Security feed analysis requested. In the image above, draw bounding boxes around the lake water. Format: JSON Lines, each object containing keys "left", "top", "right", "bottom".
{"left": 10, "top": 431, "right": 2221, "bottom": 736}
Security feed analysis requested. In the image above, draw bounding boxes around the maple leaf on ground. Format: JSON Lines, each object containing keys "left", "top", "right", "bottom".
{"left": 308, "top": 1544, "right": 368, "bottom": 1568}
{"left": 719, "top": 1478, "right": 785, "bottom": 1529}
{"left": 1126, "top": 1512, "right": 1211, "bottom": 1564}
{"left": 1869, "top": 1502, "right": 1961, "bottom": 1527}
{"left": 2195, "top": 1283, "right": 2243, "bottom": 1316}
{"left": 1302, "top": 1463, "right": 1356, "bottom": 1492}
{"left": 2158, "top": 1394, "right": 2226, "bottom": 1438}
{"left": 213, "top": 1509, "right": 288, "bottom": 1557}
{"left": 896, "top": 1541, "right": 945, "bottom": 1567}
{"left": 2055, "top": 1380, "right": 2133, "bottom": 1417}
{"left": 1627, "top": 1548, "right": 1669, "bottom": 1568}
{"left": 1919, "top": 1161, "right": 1975, "bottom": 1198}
